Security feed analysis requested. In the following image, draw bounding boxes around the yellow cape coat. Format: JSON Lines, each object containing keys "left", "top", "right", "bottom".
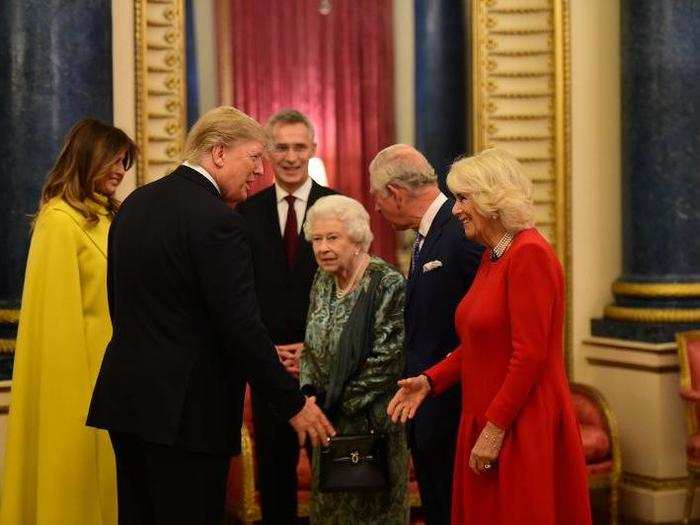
{"left": 0, "top": 197, "right": 116, "bottom": 524}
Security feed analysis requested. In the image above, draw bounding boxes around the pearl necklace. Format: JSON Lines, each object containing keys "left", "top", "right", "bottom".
{"left": 335, "top": 254, "right": 369, "bottom": 299}
{"left": 490, "top": 232, "right": 514, "bottom": 261}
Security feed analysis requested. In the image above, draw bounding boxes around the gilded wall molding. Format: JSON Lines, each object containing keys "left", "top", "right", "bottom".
{"left": 134, "top": 0, "right": 187, "bottom": 185}
{"left": 612, "top": 281, "right": 700, "bottom": 298}
{"left": 0, "top": 310, "right": 20, "bottom": 324}
{"left": 0, "top": 339, "right": 16, "bottom": 354}
{"left": 471, "top": 0, "right": 571, "bottom": 369}
{"left": 472, "top": 0, "right": 569, "bottom": 254}
{"left": 623, "top": 472, "right": 688, "bottom": 492}
{"left": 605, "top": 305, "right": 700, "bottom": 324}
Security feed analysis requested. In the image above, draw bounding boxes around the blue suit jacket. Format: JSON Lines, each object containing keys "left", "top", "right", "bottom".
{"left": 405, "top": 199, "right": 483, "bottom": 450}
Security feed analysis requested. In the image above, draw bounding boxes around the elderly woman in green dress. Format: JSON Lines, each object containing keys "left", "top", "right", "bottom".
{"left": 301, "top": 195, "right": 409, "bottom": 524}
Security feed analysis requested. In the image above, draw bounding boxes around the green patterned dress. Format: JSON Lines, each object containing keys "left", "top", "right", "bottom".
{"left": 301, "top": 257, "right": 409, "bottom": 525}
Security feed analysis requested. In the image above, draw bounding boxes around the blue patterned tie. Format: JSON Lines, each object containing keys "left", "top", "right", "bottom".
{"left": 410, "top": 232, "right": 424, "bottom": 275}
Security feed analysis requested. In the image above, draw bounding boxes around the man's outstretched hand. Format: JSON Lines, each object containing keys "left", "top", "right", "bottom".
{"left": 289, "top": 396, "right": 336, "bottom": 447}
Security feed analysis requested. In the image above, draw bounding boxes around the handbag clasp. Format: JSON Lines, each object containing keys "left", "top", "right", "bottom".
{"left": 350, "top": 451, "right": 360, "bottom": 464}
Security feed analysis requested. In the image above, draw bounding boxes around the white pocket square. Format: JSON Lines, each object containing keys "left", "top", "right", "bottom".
{"left": 422, "top": 260, "right": 443, "bottom": 273}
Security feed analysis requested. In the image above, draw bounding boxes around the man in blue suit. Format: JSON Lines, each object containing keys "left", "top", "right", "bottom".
{"left": 369, "top": 145, "right": 482, "bottom": 525}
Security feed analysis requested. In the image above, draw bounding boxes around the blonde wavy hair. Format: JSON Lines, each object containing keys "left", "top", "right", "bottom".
{"left": 183, "top": 106, "right": 268, "bottom": 163}
{"left": 447, "top": 148, "right": 535, "bottom": 232}
{"left": 40, "top": 118, "right": 137, "bottom": 224}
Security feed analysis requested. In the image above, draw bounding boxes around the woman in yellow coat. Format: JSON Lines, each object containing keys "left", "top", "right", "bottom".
{"left": 0, "top": 119, "right": 136, "bottom": 524}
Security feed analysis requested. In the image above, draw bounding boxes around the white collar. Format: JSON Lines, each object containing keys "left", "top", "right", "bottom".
{"left": 183, "top": 161, "right": 220, "bottom": 194}
{"left": 275, "top": 176, "right": 313, "bottom": 203}
{"left": 418, "top": 192, "right": 448, "bottom": 238}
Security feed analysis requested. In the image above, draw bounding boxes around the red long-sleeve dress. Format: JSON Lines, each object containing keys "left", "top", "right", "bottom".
{"left": 425, "top": 229, "right": 592, "bottom": 525}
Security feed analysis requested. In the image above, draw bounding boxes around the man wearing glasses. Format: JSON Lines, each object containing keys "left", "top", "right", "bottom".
{"left": 238, "top": 109, "right": 336, "bottom": 524}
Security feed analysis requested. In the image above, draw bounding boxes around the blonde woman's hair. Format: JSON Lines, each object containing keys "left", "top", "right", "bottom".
{"left": 40, "top": 118, "right": 137, "bottom": 224}
{"left": 369, "top": 144, "right": 437, "bottom": 194}
{"left": 447, "top": 148, "right": 535, "bottom": 232}
{"left": 183, "top": 106, "right": 269, "bottom": 163}
{"left": 304, "top": 195, "right": 374, "bottom": 252}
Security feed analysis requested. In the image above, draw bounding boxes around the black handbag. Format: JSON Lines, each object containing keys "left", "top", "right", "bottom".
{"left": 307, "top": 271, "right": 390, "bottom": 493}
{"left": 319, "top": 431, "right": 388, "bottom": 492}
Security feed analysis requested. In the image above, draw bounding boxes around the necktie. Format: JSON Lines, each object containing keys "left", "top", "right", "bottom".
{"left": 283, "top": 195, "right": 298, "bottom": 269}
{"left": 410, "top": 232, "right": 424, "bottom": 275}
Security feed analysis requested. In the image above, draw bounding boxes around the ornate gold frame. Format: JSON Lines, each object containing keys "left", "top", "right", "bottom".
{"left": 134, "top": 0, "right": 188, "bottom": 185}
{"left": 470, "top": 0, "right": 571, "bottom": 370}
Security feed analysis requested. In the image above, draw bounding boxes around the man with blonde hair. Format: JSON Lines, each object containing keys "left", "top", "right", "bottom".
{"left": 370, "top": 144, "right": 482, "bottom": 525}
{"left": 88, "top": 106, "right": 335, "bottom": 525}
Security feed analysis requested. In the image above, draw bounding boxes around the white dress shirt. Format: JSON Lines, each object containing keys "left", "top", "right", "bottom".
{"left": 182, "top": 161, "right": 220, "bottom": 194}
{"left": 416, "top": 192, "right": 448, "bottom": 250}
{"left": 275, "top": 176, "right": 313, "bottom": 236}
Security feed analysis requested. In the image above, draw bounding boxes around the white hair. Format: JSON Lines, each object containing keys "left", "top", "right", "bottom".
{"left": 369, "top": 144, "right": 437, "bottom": 195}
{"left": 447, "top": 148, "right": 535, "bottom": 233}
{"left": 303, "top": 195, "right": 374, "bottom": 252}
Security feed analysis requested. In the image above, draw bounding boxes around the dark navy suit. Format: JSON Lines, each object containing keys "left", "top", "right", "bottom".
{"left": 405, "top": 198, "right": 482, "bottom": 525}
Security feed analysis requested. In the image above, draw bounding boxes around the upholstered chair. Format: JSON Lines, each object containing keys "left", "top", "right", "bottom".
{"left": 676, "top": 330, "right": 700, "bottom": 525}
{"left": 570, "top": 382, "right": 621, "bottom": 525}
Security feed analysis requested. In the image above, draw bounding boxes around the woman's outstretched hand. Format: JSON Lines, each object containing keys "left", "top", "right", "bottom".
{"left": 387, "top": 375, "right": 431, "bottom": 424}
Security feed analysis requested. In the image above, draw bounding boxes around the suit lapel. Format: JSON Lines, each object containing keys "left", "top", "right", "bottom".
{"left": 290, "top": 181, "right": 324, "bottom": 271}
{"left": 258, "top": 186, "right": 288, "bottom": 272}
{"left": 407, "top": 200, "right": 454, "bottom": 301}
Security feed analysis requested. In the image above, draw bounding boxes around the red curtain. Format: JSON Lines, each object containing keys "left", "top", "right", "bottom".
{"left": 218, "top": 0, "right": 396, "bottom": 263}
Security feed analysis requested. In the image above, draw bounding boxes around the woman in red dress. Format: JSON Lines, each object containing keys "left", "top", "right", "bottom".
{"left": 388, "top": 148, "right": 591, "bottom": 524}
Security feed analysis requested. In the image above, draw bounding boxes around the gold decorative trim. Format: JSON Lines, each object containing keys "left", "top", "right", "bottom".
{"left": 488, "top": 8, "right": 552, "bottom": 14}
{"left": 473, "top": 0, "right": 571, "bottom": 372}
{"left": 587, "top": 357, "right": 679, "bottom": 374}
{"left": 623, "top": 472, "right": 688, "bottom": 491}
{"left": 238, "top": 425, "right": 261, "bottom": 523}
{"left": 0, "top": 309, "right": 20, "bottom": 324}
{"left": 605, "top": 305, "right": 700, "bottom": 323}
{"left": 134, "top": 0, "right": 187, "bottom": 185}
{"left": 612, "top": 281, "right": 700, "bottom": 298}
{"left": 0, "top": 339, "right": 15, "bottom": 354}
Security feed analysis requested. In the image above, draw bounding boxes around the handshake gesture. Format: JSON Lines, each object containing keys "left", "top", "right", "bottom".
{"left": 386, "top": 374, "right": 432, "bottom": 423}
{"left": 289, "top": 396, "right": 335, "bottom": 447}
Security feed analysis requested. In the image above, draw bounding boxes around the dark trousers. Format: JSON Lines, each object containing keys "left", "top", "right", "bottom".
{"left": 411, "top": 433, "right": 457, "bottom": 525}
{"left": 109, "top": 431, "right": 230, "bottom": 525}
{"left": 252, "top": 391, "right": 301, "bottom": 524}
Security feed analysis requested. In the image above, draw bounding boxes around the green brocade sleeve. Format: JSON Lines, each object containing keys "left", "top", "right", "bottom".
{"left": 339, "top": 271, "right": 406, "bottom": 416}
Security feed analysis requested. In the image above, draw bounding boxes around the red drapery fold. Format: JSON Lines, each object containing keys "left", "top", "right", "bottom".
{"left": 218, "top": 0, "right": 396, "bottom": 263}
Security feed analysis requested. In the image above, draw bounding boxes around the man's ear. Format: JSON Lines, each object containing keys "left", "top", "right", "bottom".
{"left": 211, "top": 144, "right": 226, "bottom": 168}
{"left": 386, "top": 183, "right": 404, "bottom": 206}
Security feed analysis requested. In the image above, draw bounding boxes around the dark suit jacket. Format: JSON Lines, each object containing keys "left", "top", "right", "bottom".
{"left": 87, "top": 166, "right": 305, "bottom": 455}
{"left": 405, "top": 199, "right": 483, "bottom": 450}
{"left": 237, "top": 181, "right": 336, "bottom": 345}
